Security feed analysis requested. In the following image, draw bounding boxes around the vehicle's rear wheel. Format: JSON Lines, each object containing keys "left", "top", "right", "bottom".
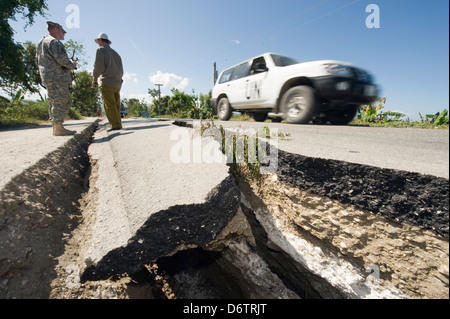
{"left": 281, "top": 86, "right": 317, "bottom": 124}
{"left": 326, "top": 105, "right": 358, "bottom": 125}
{"left": 217, "top": 97, "right": 232, "bottom": 121}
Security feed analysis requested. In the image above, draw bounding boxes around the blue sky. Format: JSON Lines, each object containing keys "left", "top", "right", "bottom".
{"left": 8, "top": 0, "right": 449, "bottom": 120}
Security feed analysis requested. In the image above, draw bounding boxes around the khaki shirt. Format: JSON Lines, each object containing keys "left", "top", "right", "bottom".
{"left": 93, "top": 45, "right": 124, "bottom": 89}
{"left": 36, "top": 35, "right": 76, "bottom": 86}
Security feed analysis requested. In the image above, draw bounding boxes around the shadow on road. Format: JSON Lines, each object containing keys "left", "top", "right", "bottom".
{"left": 93, "top": 123, "right": 172, "bottom": 143}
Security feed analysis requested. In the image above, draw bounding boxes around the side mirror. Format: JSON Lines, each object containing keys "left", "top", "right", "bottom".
{"left": 254, "top": 63, "right": 268, "bottom": 73}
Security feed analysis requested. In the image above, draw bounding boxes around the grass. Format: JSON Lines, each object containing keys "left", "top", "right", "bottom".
{"left": 229, "top": 112, "right": 449, "bottom": 130}
{"left": 350, "top": 119, "right": 449, "bottom": 129}
{"left": 0, "top": 103, "right": 83, "bottom": 129}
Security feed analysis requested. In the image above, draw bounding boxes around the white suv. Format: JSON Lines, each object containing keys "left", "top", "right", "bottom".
{"left": 211, "top": 53, "right": 378, "bottom": 124}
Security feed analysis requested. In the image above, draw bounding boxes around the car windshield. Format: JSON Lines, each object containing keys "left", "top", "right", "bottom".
{"left": 271, "top": 54, "right": 299, "bottom": 67}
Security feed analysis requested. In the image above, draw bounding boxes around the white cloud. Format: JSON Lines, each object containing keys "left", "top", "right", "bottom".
{"left": 123, "top": 72, "right": 139, "bottom": 84}
{"left": 232, "top": 39, "right": 241, "bottom": 45}
{"left": 126, "top": 93, "right": 153, "bottom": 104}
{"left": 149, "top": 71, "right": 190, "bottom": 91}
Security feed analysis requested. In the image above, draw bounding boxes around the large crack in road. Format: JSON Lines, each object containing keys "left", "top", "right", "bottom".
{"left": 0, "top": 122, "right": 97, "bottom": 298}
{"left": 1, "top": 120, "right": 448, "bottom": 299}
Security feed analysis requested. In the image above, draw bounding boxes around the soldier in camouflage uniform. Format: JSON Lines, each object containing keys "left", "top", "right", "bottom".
{"left": 36, "top": 21, "right": 78, "bottom": 136}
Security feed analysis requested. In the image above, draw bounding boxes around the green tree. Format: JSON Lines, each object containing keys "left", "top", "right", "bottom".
{"left": 64, "top": 40, "right": 96, "bottom": 115}
{"left": 198, "top": 90, "right": 214, "bottom": 119}
{"left": 148, "top": 88, "right": 162, "bottom": 115}
{"left": 71, "top": 70, "right": 100, "bottom": 115}
{"left": 147, "top": 87, "right": 215, "bottom": 119}
{"left": 1, "top": 41, "right": 43, "bottom": 100}
{"left": 148, "top": 88, "right": 171, "bottom": 116}
{"left": 122, "top": 98, "right": 148, "bottom": 117}
{"left": 0, "top": 0, "right": 48, "bottom": 90}
{"left": 21, "top": 41, "right": 43, "bottom": 96}
{"left": 169, "top": 89, "right": 197, "bottom": 118}
{"left": 64, "top": 39, "right": 88, "bottom": 70}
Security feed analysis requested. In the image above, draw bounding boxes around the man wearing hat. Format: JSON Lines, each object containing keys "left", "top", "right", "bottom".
{"left": 92, "top": 33, "right": 124, "bottom": 131}
{"left": 36, "top": 21, "right": 78, "bottom": 136}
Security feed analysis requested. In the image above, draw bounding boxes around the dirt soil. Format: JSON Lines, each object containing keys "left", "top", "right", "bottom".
{"left": 0, "top": 125, "right": 149, "bottom": 299}
{"left": 243, "top": 173, "right": 448, "bottom": 298}
{"left": 1, "top": 127, "right": 93, "bottom": 298}
{"left": 249, "top": 150, "right": 449, "bottom": 298}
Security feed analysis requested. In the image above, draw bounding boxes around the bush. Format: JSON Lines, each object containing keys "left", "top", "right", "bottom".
{"left": 1, "top": 100, "right": 49, "bottom": 122}
{"left": 67, "top": 107, "right": 82, "bottom": 120}
{"left": 24, "top": 101, "right": 49, "bottom": 120}
{"left": 419, "top": 109, "right": 449, "bottom": 126}
{"left": 0, "top": 92, "right": 82, "bottom": 127}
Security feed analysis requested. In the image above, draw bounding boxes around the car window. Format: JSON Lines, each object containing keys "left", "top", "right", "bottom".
{"left": 270, "top": 54, "right": 299, "bottom": 67}
{"left": 218, "top": 68, "right": 235, "bottom": 84}
{"left": 250, "top": 57, "right": 267, "bottom": 75}
{"left": 231, "top": 62, "right": 250, "bottom": 81}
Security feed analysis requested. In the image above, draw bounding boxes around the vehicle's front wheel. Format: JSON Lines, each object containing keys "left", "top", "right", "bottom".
{"left": 217, "top": 97, "right": 232, "bottom": 121}
{"left": 281, "top": 86, "right": 317, "bottom": 124}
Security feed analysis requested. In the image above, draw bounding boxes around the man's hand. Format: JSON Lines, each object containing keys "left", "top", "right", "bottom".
{"left": 92, "top": 81, "right": 98, "bottom": 88}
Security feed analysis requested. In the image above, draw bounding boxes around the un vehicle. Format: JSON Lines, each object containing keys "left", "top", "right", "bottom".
{"left": 211, "top": 53, "right": 378, "bottom": 124}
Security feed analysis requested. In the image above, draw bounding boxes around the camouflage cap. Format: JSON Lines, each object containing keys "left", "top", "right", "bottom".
{"left": 47, "top": 21, "right": 67, "bottom": 34}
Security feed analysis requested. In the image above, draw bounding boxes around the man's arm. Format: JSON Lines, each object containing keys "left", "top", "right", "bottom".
{"left": 50, "top": 39, "right": 77, "bottom": 70}
{"left": 93, "top": 48, "right": 105, "bottom": 84}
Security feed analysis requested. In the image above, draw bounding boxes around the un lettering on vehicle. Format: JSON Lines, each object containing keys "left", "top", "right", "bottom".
{"left": 246, "top": 80, "right": 262, "bottom": 100}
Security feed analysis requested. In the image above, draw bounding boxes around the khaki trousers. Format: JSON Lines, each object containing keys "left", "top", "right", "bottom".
{"left": 101, "top": 85, "right": 122, "bottom": 129}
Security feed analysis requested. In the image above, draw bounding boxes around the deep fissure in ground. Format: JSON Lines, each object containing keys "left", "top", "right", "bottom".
{"left": 0, "top": 125, "right": 95, "bottom": 298}
{"left": 1, "top": 121, "right": 448, "bottom": 299}
{"left": 142, "top": 123, "right": 448, "bottom": 299}
{"left": 142, "top": 155, "right": 449, "bottom": 299}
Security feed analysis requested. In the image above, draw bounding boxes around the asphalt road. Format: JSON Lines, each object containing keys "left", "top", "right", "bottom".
{"left": 87, "top": 119, "right": 448, "bottom": 251}
{"left": 0, "top": 118, "right": 99, "bottom": 191}
{"left": 83, "top": 118, "right": 233, "bottom": 269}
{"left": 212, "top": 120, "right": 449, "bottom": 179}
{"left": 1, "top": 117, "right": 448, "bottom": 289}
{"left": 1, "top": 118, "right": 447, "bottom": 193}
